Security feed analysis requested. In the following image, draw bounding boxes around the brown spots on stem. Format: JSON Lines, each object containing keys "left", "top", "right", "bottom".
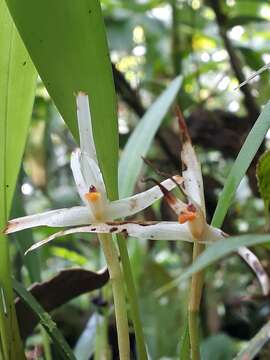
{"left": 175, "top": 106, "right": 191, "bottom": 144}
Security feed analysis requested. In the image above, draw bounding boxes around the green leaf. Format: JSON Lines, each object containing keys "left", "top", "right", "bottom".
{"left": 176, "top": 234, "right": 270, "bottom": 284}
{"left": 0, "top": 1, "right": 36, "bottom": 357}
{"left": 13, "top": 279, "right": 76, "bottom": 360}
{"left": 233, "top": 320, "right": 270, "bottom": 360}
{"left": 257, "top": 150, "right": 270, "bottom": 207}
{"left": 119, "top": 75, "right": 182, "bottom": 198}
{"left": 178, "top": 317, "right": 190, "bottom": 360}
{"left": 212, "top": 101, "right": 270, "bottom": 228}
{"left": 5, "top": 0, "right": 119, "bottom": 199}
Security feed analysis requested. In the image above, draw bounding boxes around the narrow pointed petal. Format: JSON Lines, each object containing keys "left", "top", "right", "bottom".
{"left": 70, "top": 150, "right": 89, "bottom": 204}
{"left": 176, "top": 108, "right": 205, "bottom": 214}
{"left": 203, "top": 228, "right": 270, "bottom": 295}
{"left": 25, "top": 221, "right": 209, "bottom": 254}
{"left": 107, "top": 176, "right": 183, "bottom": 219}
{"left": 82, "top": 154, "right": 106, "bottom": 196}
{"left": 76, "top": 92, "right": 97, "bottom": 163}
{"left": 4, "top": 206, "right": 91, "bottom": 234}
{"left": 237, "top": 246, "right": 270, "bottom": 296}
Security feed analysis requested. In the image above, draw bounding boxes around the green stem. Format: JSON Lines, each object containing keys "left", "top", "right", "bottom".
{"left": 117, "top": 235, "right": 148, "bottom": 360}
{"left": 188, "top": 242, "right": 205, "bottom": 360}
{"left": 188, "top": 311, "right": 200, "bottom": 360}
{"left": 98, "top": 233, "right": 130, "bottom": 359}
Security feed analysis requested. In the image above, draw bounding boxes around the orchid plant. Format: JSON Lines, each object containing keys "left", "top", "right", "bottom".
{"left": 5, "top": 93, "right": 180, "bottom": 239}
{"left": 5, "top": 94, "right": 269, "bottom": 298}
{"left": 5, "top": 92, "right": 269, "bottom": 360}
{"left": 5, "top": 96, "right": 225, "bottom": 249}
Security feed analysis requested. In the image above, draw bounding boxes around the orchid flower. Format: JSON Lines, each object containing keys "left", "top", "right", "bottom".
{"left": 4, "top": 92, "right": 181, "bottom": 242}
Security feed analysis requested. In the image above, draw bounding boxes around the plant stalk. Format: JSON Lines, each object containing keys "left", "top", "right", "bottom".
{"left": 117, "top": 235, "right": 148, "bottom": 360}
{"left": 188, "top": 242, "right": 205, "bottom": 360}
{"left": 98, "top": 233, "right": 130, "bottom": 360}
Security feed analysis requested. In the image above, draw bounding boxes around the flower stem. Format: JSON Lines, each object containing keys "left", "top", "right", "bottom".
{"left": 188, "top": 242, "right": 205, "bottom": 360}
{"left": 117, "top": 235, "right": 148, "bottom": 360}
{"left": 98, "top": 233, "right": 130, "bottom": 359}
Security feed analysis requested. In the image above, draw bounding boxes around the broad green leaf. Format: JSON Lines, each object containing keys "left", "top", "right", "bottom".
{"left": 0, "top": 1, "right": 36, "bottom": 358}
{"left": 13, "top": 279, "right": 76, "bottom": 360}
{"left": 234, "top": 320, "right": 270, "bottom": 360}
{"left": 176, "top": 234, "right": 270, "bottom": 284}
{"left": 212, "top": 101, "right": 270, "bottom": 228}
{"left": 119, "top": 75, "right": 182, "bottom": 198}
{"left": 5, "top": 0, "right": 118, "bottom": 199}
{"left": 257, "top": 150, "right": 270, "bottom": 209}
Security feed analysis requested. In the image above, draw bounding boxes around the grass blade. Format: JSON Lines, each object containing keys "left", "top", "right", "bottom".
{"left": 13, "top": 279, "right": 76, "bottom": 360}
{"left": 212, "top": 101, "right": 270, "bottom": 228}
{"left": 119, "top": 75, "right": 182, "bottom": 198}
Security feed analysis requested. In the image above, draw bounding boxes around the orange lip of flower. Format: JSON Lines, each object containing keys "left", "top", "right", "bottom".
{"left": 178, "top": 211, "right": 197, "bottom": 224}
{"left": 84, "top": 192, "right": 101, "bottom": 202}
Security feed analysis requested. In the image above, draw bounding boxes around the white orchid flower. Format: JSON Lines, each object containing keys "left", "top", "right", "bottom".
{"left": 4, "top": 92, "right": 181, "bottom": 241}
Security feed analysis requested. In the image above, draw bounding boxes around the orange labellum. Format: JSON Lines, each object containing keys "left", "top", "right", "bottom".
{"left": 178, "top": 211, "right": 197, "bottom": 224}
{"left": 85, "top": 192, "right": 101, "bottom": 202}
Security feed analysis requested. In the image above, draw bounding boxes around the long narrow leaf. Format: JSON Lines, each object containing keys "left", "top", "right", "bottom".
{"left": 0, "top": 1, "right": 36, "bottom": 357}
{"left": 5, "top": 0, "right": 119, "bottom": 199}
{"left": 174, "top": 234, "right": 270, "bottom": 285}
{"left": 13, "top": 279, "right": 76, "bottom": 360}
{"left": 119, "top": 76, "right": 182, "bottom": 198}
{"left": 212, "top": 101, "right": 270, "bottom": 228}
{"left": 234, "top": 320, "right": 270, "bottom": 360}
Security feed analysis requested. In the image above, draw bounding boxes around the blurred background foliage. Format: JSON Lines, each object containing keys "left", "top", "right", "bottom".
{"left": 11, "top": 0, "right": 270, "bottom": 358}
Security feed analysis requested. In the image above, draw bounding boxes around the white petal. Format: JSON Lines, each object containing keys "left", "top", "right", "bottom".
{"left": 25, "top": 221, "right": 210, "bottom": 254}
{"left": 76, "top": 92, "right": 97, "bottom": 163}
{"left": 107, "top": 176, "right": 182, "bottom": 220}
{"left": 5, "top": 206, "right": 91, "bottom": 234}
{"left": 82, "top": 154, "right": 106, "bottom": 196}
{"left": 177, "top": 109, "right": 205, "bottom": 214}
{"left": 70, "top": 150, "right": 89, "bottom": 204}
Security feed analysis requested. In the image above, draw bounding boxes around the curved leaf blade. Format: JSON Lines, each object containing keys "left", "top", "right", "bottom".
{"left": 212, "top": 101, "right": 270, "bottom": 228}
{"left": 119, "top": 76, "right": 182, "bottom": 198}
{"left": 177, "top": 234, "right": 270, "bottom": 284}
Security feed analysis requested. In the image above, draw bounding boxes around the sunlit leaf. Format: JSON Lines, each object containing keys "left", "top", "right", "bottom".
{"left": 0, "top": 1, "right": 36, "bottom": 357}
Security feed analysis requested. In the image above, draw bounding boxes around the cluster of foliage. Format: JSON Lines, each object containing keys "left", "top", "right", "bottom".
{"left": 1, "top": 0, "right": 270, "bottom": 359}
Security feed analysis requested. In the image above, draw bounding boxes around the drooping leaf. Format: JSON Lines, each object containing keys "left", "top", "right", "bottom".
{"left": 212, "top": 101, "right": 270, "bottom": 228}
{"left": 0, "top": 1, "right": 36, "bottom": 357}
{"left": 119, "top": 75, "right": 182, "bottom": 198}
{"left": 5, "top": 0, "right": 119, "bottom": 199}
{"left": 13, "top": 279, "right": 76, "bottom": 360}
